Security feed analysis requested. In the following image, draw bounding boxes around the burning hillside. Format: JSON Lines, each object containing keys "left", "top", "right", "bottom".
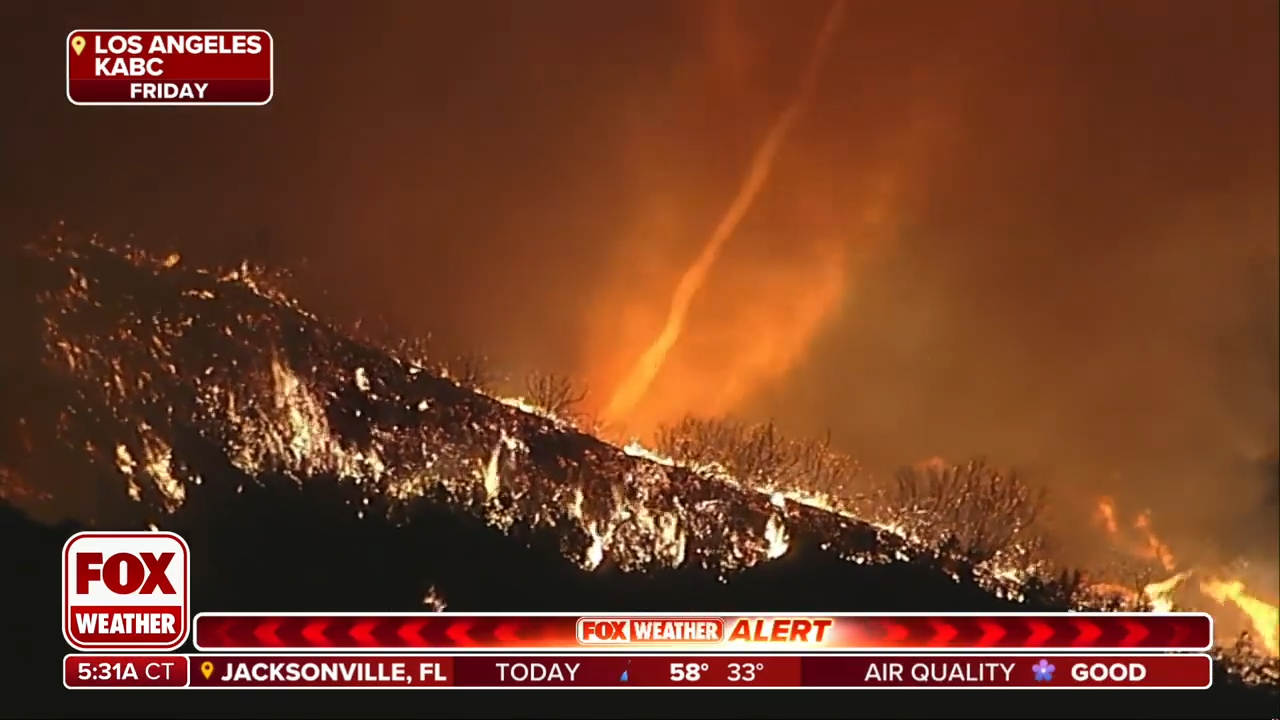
{"left": 0, "top": 234, "right": 1276, "bottom": 679}
{"left": 4, "top": 235, "right": 916, "bottom": 575}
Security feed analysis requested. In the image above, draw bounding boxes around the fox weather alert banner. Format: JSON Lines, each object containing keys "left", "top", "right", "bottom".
{"left": 190, "top": 612, "right": 1212, "bottom": 652}
{"left": 60, "top": 531, "right": 1214, "bottom": 690}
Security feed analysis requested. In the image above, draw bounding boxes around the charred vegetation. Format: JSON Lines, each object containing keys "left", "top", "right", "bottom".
{"left": 1, "top": 236, "right": 1275, "bottom": 717}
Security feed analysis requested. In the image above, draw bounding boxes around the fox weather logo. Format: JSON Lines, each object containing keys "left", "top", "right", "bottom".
{"left": 1032, "top": 660, "right": 1056, "bottom": 682}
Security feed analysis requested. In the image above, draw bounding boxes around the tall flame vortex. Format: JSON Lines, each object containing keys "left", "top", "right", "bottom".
{"left": 602, "top": 0, "right": 848, "bottom": 424}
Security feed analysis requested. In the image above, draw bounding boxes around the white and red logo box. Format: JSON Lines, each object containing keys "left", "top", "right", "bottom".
{"left": 62, "top": 531, "right": 191, "bottom": 651}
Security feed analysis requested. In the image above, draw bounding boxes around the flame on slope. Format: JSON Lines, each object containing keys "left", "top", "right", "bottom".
{"left": 1093, "top": 498, "right": 1278, "bottom": 655}
{"left": 32, "top": 237, "right": 821, "bottom": 576}
{"left": 0, "top": 466, "right": 51, "bottom": 503}
{"left": 422, "top": 586, "right": 448, "bottom": 612}
{"left": 25, "top": 236, "right": 1062, "bottom": 602}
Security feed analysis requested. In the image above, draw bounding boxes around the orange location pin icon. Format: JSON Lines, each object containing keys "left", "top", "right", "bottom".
{"left": 200, "top": 661, "right": 215, "bottom": 680}
{"left": 71, "top": 36, "right": 86, "bottom": 56}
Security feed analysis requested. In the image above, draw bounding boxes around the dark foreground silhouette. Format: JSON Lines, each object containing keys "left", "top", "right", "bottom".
{"left": 6, "top": 489, "right": 1278, "bottom": 718}
{"left": 2, "top": 238, "right": 1276, "bottom": 717}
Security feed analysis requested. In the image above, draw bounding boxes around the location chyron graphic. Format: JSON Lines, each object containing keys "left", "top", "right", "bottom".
{"left": 66, "top": 30, "right": 274, "bottom": 106}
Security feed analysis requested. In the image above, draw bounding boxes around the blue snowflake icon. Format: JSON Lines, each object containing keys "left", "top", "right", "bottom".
{"left": 1032, "top": 659, "right": 1056, "bottom": 682}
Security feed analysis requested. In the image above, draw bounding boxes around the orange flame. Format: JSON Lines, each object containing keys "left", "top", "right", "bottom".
{"left": 1200, "top": 579, "right": 1279, "bottom": 655}
{"left": 1133, "top": 511, "right": 1177, "bottom": 572}
{"left": 1093, "top": 497, "right": 1176, "bottom": 571}
{"left": 1093, "top": 497, "right": 1279, "bottom": 655}
{"left": 1095, "top": 496, "right": 1120, "bottom": 535}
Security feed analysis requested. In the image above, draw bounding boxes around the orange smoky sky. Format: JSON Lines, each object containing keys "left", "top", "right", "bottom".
{"left": 4, "top": 0, "right": 1277, "bottom": 564}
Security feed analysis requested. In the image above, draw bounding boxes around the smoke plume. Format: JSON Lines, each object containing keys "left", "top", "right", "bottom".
{"left": 4, "top": 0, "right": 1277, "bottom": 579}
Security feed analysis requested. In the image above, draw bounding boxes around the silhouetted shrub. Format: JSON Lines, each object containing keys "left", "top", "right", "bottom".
{"left": 442, "top": 351, "right": 494, "bottom": 391}
{"left": 653, "top": 421, "right": 1047, "bottom": 573}
{"left": 1045, "top": 567, "right": 1156, "bottom": 612}
{"left": 1215, "top": 634, "right": 1280, "bottom": 687}
{"left": 891, "top": 459, "right": 1046, "bottom": 565}
{"left": 1017, "top": 567, "right": 1087, "bottom": 610}
{"left": 654, "top": 417, "right": 862, "bottom": 499}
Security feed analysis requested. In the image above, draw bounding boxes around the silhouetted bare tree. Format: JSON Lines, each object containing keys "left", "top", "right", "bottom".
{"left": 444, "top": 352, "right": 493, "bottom": 391}
{"left": 892, "top": 458, "right": 1046, "bottom": 564}
{"left": 524, "top": 372, "right": 587, "bottom": 420}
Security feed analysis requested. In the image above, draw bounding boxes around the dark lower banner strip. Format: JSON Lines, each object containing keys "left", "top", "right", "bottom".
{"left": 64, "top": 653, "right": 1212, "bottom": 689}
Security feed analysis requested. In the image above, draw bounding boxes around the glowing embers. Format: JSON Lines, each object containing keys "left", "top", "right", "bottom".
{"left": 35, "top": 237, "right": 813, "bottom": 579}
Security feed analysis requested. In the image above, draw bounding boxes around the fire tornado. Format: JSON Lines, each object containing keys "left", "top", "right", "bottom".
{"left": 602, "top": 1, "right": 848, "bottom": 424}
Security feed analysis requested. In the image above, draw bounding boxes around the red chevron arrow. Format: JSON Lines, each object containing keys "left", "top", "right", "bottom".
{"left": 977, "top": 620, "right": 1007, "bottom": 646}
{"left": 397, "top": 619, "right": 428, "bottom": 646}
{"left": 493, "top": 622, "right": 521, "bottom": 645}
{"left": 349, "top": 620, "right": 378, "bottom": 646}
{"left": 446, "top": 620, "right": 475, "bottom": 646}
{"left": 212, "top": 620, "right": 231, "bottom": 646}
{"left": 1120, "top": 620, "right": 1149, "bottom": 646}
{"left": 254, "top": 620, "right": 282, "bottom": 646}
{"left": 1026, "top": 619, "right": 1055, "bottom": 646}
{"left": 881, "top": 620, "right": 911, "bottom": 645}
{"left": 1073, "top": 619, "right": 1103, "bottom": 647}
{"left": 1169, "top": 621, "right": 1189, "bottom": 648}
{"left": 927, "top": 620, "right": 960, "bottom": 647}
{"left": 301, "top": 620, "right": 330, "bottom": 647}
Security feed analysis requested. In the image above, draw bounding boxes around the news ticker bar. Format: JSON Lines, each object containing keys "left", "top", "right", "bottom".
{"left": 192, "top": 613, "right": 1213, "bottom": 652}
{"left": 64, "top": 653, "right": 1212, "bottom": 690}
